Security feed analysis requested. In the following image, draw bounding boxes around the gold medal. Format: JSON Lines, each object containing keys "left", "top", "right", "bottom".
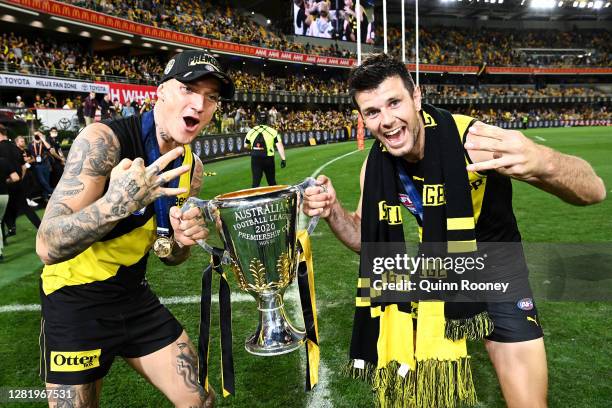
{"left": 153, "top": 236, "right": 174, "bottom": 258}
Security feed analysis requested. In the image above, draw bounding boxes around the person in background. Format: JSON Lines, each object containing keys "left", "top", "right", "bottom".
{"left": 13, "top": 135, "right": 39, "bottom": 208}
{"left": 0, "top": 155, "right": 20, "bottom": 261}
{"left": 15, "top": 95, "right": 25, "bottom": 108}
{"left": 140, "top": 97, "right": 153, "bottom": 114}
{"left": 44, "top": 91, "right": 58, "bottom": 109}
{"left": 0, "top": 126, "right": 41, "bottom": 238}
{"left": 243, "top": 116, "right": 286, "bottom": 188}
{"left": 112, "top": 98, "right": 123, "bottom": 118}
{"left": 100, "top": 93, "right": 112, "bottom": 120}
{"left": 75, "top": 95, "right": 85, "bottom": 126}
{"left": 83, "top": 91, "right": 98, "bottom": 125}
{"left": 28, "top": 130, "right": 54, "bottom": 202}
{"left": 122, "top": 100, "right": 136, "bottom": 117}
{"left": 47, "top": 127, "right": 65, "bottom": 187}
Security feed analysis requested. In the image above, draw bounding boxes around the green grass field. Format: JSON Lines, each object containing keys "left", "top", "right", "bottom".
{"left": 0, "top": 126, "right": 610, "bottom": 407}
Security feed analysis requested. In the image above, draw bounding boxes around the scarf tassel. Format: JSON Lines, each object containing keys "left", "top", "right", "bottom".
{"left": 445, "top": 311, "right": 494, "bottom": 341}
{"left": 344, "top": 359, "right": 477, "bottom": 408}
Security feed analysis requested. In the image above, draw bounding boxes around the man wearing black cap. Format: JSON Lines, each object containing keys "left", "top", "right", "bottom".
{"left": 37, "top": 51, "right": 234, "bottom": 407}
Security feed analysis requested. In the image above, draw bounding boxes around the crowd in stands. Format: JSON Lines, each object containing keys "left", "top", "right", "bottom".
{"left": 421, "top": 85, "right": 607, "bottom": 99}
{"left": 386, "top": 26, "right": 611, "bottom": 67}
{"left": 457, "top": 105, "right": 611, "bottom": 124}
{"left": 58, "top": 0, "right": 611, "bottom": 67}
{"left": 2, "top": 31, "right": 609, "bottom": 100}
{"left": 60, "top": 0, "right": 354, "bottom": 58}
{"left": 229, "top": 69, "right": 349, "bottom": 95}
{"left": 213, "top": 103, "right": 355, "bottom": 134}
{"left": 0, "top": 32, "right": 165, "bottom": 83}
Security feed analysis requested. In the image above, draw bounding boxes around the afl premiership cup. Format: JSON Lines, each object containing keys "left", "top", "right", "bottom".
{"left": 182, "top": 178, "right": 320, "bottom": 356}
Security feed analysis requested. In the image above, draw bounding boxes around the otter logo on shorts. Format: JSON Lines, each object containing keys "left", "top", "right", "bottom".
{"left": 50, "top": 349, "right": 101, "bottom": 372}
{"left": 164, "top": 59, "right": 175, "bottom": 75}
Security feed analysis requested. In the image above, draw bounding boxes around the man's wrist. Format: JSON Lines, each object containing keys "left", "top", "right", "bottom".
{"left": 535, "top": 145, "right": 556, "bottom": 180}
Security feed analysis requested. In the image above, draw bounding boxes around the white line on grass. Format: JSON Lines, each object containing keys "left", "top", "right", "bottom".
{"left": 299, "top": 148, "right": 363, "bottom": 231}
{"left": 285, "top": 285, "right": 332, "bottom": 408}
{"left": 0, "top": 292, "right": 299, "bottom": 314}
{"left": 310, "top": 148, "right": 363, "bottom": 179}
{"left": 292, "top": 150, "right": 361, "bottom": 408}
{"left": 291, "top": 149, "right": 362, "bottom": 406}
{"left": 534, "top": 136, "right": 547, "bottom": 142}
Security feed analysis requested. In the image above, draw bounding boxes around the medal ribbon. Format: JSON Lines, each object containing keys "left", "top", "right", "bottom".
{"left": 140, "top": 110, "right": 183, "bottom": 239}
{"left": 396, "top": 160, "right": 424, "bottom": 223}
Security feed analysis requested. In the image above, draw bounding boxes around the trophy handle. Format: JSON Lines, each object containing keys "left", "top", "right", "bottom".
{"left": 295, "top": 177, "right": 322, "bottom": 236}
{"left": 181, "top": 197, "right": 232, "bottom": 264}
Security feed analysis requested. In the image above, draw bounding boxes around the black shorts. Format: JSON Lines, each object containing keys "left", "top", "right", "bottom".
{"left": 39, "top": 296, "right": 183, "bottom": 385}
{"left": 485, "top": 299, "right": 543, "bottom": 343}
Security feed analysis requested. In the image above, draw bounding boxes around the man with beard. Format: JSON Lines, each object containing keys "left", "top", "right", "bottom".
{"left": 303, "top": 54, "right": 605, "bottom": 408}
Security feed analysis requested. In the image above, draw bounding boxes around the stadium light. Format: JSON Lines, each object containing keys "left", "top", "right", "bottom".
{"left": 50, "top": 16, "right": 134, "bottom": 37}
{"left": 142, "top": 42, "right": 152, "bottom": 48}
{"left": 1, "top": 14, "right": 16, "bottom": 23}
{"left": 531, "top": 0, "right": 556, "bottom": 8}
{"left": 30, "top": 20, "right": 43, "bottom": 28}
{"left": 573, "top": 0, "right": 578, "bottom": 5}
{"left": 593, "top": 0, "right": 603, "bottom": 7}
{"left": 0, "top": 2, "right": 39, "bottom": 16}
{"left": 558, "top": 1, "right": 564, "bottom": 6}
{"left": 56, "top": 26, "right": 69, "bottom": 33}
{"left": 122, "top": 39, "right": 132, "bottom": 45}
{"left": 579, "top": 1, "right": 586, "bottom": 7}
{"left": 79, "top": 31, "right": 90, "bottom": 38}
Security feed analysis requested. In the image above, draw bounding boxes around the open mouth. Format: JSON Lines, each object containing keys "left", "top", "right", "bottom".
{"left": 383, "top": 126, "right": 404, "bottom": 146}
{"left": 183, "top": 116, "right": 200, "bottom": 130}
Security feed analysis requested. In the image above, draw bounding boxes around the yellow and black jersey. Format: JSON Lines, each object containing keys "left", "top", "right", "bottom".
{"left": 40, "top": 115, "right": 195, "bottom": 321}
{"left": 399, "top": 114, "right": 521, "bottom": 243}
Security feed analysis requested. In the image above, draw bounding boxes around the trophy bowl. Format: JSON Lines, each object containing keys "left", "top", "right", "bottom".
{"left": 184, "top": 179, "right": 320, "bottom": 356}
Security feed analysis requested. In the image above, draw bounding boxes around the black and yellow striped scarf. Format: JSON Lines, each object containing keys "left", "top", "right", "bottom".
{"left": 347, "top": 104, "right": 492, "bottom": 408}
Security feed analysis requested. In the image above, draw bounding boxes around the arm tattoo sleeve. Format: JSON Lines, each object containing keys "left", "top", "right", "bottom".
{"left": 38, "top": 128, "right": 121, "bottom": 264}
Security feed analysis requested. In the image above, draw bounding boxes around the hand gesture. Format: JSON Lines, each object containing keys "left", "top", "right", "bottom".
{"left": 464, "top": 121, "right": 546, "bottom": 181}
{"left": 104, "top": 147, "right": 189, "bottom": 218}
{"left": 303, "top": 175, "right": 336, "bottom": 218}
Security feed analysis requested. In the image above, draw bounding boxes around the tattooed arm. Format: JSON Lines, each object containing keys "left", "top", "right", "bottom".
{"left": 36, "top": 123, "right": 189, "bottom": 265}
{"left": 163, "top": 155, "right": 206, "bottom": 266}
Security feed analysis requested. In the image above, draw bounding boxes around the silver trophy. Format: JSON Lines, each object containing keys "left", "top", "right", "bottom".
{"left": 183, "top": 178, "right": 320, "bottom": 356}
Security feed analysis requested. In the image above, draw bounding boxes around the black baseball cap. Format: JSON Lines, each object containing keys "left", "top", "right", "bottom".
{"left": 161, "top": 50, "right": 235, "bottom": 99}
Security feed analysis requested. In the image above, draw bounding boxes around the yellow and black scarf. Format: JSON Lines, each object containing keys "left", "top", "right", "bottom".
{"left": 347, "top": 104, "right": 492, "bottom": 408}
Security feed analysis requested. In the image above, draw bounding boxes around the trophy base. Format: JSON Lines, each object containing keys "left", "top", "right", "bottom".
{"left": 245, "top": 293, "right": 305, "bottom": 356}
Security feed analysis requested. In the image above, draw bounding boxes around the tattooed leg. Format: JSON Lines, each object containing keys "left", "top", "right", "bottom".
{"left": 46, "top": 381, "right": 102, "bottom": 408}
{"left": 124, "top": 331, "right": 214, "bottom": 408}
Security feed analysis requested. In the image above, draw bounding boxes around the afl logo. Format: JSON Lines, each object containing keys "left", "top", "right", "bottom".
{"left": 517, "top": 298, "right": 534, "bottom": 311}
{"left": 212, "top": 139, "right": 218, "bottom": 155}
{"left": 203, "top": 140, "right": 210, "bottom": 156}
{"left": 194, "top": 141, "right": 202, "bottom": 157}
{"left": 236, "top": 136, "right": 242, "bottom": 151}
{"left": 227, "top": 137, "right": 234, "bottom": 152}
{"left": 220, "top": 138, "right": 225, "bottom": 153}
